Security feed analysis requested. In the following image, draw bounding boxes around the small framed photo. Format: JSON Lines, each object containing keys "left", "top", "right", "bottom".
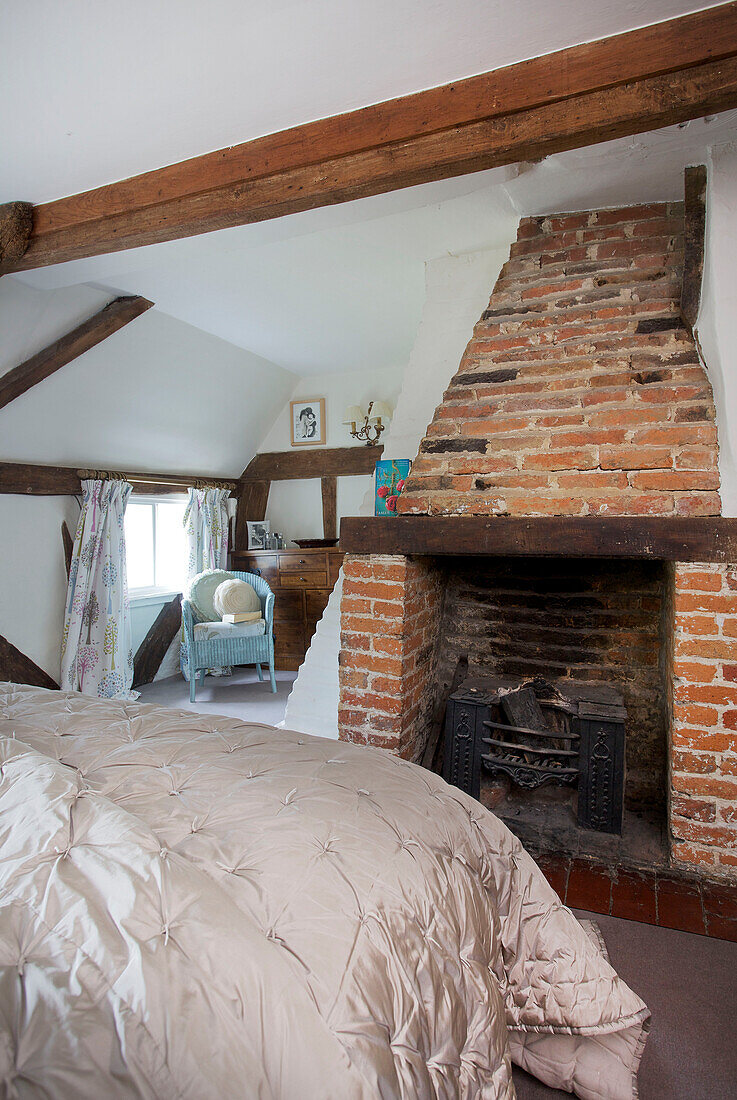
{"left": 290, "top": 398, "right": 326, "bottom": 447}
{"left": 247, "top": 520, "right": 271, "bottom": 550}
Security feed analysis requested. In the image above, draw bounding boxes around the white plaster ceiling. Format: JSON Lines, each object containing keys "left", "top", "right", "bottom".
{"left": 0, "top": 0, "right": 725, "bottom": 203}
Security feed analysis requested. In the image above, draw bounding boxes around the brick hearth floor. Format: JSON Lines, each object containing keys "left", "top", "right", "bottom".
{"left": 534, "top": 854, "right": 737, "bottom": 941}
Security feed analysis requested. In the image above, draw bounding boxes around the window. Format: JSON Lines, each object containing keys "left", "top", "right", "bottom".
{"left": 125, "top": 496, "right": 188, "bottom": 596}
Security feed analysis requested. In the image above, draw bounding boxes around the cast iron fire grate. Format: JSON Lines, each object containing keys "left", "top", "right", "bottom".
{"left": 443, "top": 676, "right": 626, "bottom": 833}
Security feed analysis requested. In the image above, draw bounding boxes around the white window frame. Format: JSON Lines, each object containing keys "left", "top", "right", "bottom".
{"left": 126, "top": 494, "right": 188, "bottom": 602}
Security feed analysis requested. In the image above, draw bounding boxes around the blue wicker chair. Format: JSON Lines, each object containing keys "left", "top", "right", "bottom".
{"left": 181, "top": 570, "right": 276, "bottom": 701}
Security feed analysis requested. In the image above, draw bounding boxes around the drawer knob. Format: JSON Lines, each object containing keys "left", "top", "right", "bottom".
{"left": 299, "top": 558, "right": 306, "bottom": 564}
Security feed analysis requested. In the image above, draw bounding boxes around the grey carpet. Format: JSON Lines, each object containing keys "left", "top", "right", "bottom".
{"left": 513, "top": 910, "right": 737, "bottom": 1099}
{"left": 137, "top": 667, "right": 297, "bottom": 726}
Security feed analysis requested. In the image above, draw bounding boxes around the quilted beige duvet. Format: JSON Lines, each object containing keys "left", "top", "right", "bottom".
{"left": 0, "top": 683, "right": 648, "bottom": 1099}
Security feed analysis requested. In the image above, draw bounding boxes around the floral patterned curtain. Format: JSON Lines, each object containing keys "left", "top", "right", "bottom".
{"left": 61, "top": 479, "right": 135, "bottom": 698}
{"left": 183, "top": 488, "right": 230, "bottom": 575}
{"left": 180, "top": 487, "right": 231, "bottom": 679}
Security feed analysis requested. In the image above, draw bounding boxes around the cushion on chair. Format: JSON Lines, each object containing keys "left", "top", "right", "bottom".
{"left": 186, "top": 570, "right": 235, "bottom": 621}
{"left": 213, "top": 578, "right": 260, "bottom": 617}
{"left": 193, "top": 619, "right": 266, "bottom": 641}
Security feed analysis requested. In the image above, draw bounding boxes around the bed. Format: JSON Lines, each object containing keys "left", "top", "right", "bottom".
{"left": 0, "top": 683, "right": 649, "bottom": 1099}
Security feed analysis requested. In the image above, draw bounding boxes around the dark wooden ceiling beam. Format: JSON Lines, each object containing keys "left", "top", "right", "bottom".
{"left": 0, "top": 462, "right": 82, "bottom": 495}
{"left": 0, "top": 296, "right": 153, "bottom": 411}
{"left": 240, "top": 446, "right": 382, "bottom": 482}
{"left": 340, "top": 515, "right": 737, "bottom": 563}
{"left": 6, "top": 3, "right": 737, "bottom": 272}
{"left": 0, "top": 202, "right": 33, "bottom": 271}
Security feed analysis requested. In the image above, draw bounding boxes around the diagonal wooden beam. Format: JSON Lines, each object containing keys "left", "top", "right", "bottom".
{"left": 0, "top": 296, "right": 153, "bottom": 410}
{"left": 61, "top": 520, "right": 74, "bottom": 578}
{"left": 132, "top": 594, "right": 182, "bottom": 688}
{"left": 5, "top": 3, "right": 737, "bottom": 272}
{"left": 0, "top": 633, "right": 59, "bottom": 690}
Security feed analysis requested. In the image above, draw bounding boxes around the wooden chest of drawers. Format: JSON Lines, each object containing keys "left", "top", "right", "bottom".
{"left": 230, "top": 547, "right": 343, "bottom": 671}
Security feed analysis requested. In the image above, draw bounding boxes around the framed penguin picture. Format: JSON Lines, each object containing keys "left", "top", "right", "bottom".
{"left": 290, "top": 398, "right": 326, "bottom": 446}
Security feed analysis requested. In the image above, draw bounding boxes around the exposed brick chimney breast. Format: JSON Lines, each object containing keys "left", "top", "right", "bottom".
{"left": 399, "top": 203, "right": 721, "bottom": 518}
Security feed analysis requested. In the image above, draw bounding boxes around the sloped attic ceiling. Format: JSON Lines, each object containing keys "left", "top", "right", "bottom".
{"left": 0, "top": 278, "right": 296, "bottom": 476}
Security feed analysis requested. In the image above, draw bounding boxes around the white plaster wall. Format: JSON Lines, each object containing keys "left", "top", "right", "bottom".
{"left": 380, "top": 249, "right": 510, "bottom": 462}
{"left": 0, "top": 495, "right": 80, "bottom": 680}
{"left": 257, "top": 366, "right": 401, "bottom": 545}
{"left": 697, "top": 142, "right": 737, "bottom": 516}
{"left": 284, "top": 245, "right": 511, "bottom": 737}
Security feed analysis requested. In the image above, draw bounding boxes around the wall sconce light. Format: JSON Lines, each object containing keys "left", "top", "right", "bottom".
{"left": 342, "top": 400, "right": 392, "bottom": 446}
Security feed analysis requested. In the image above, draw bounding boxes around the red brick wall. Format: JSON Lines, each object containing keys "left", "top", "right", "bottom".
{"left": 399, "top": 203, "right": 720, "bottom": 518}
{"left": 338, "top": 554, "right": 443, "bottom": 761}
{"left": 671, "top": 563, "right": 737, "bottom": 874}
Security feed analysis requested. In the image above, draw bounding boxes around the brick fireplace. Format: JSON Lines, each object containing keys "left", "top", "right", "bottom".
{"left": 338, "top": 202, "right": 737, "bottom": 881}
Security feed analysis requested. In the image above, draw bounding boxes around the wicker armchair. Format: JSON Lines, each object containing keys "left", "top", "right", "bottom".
{"left": 181, "top": 571, "right": 276, "bottom": 701}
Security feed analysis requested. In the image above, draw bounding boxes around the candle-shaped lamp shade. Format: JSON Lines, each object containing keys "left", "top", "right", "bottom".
{"left": 343, "top": 405, "right": 364, "bottom": 426}
{"left": 367, "top": 400, "right": 392, "bottom": 424}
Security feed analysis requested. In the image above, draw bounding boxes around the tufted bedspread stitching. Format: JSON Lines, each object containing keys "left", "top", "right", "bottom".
{"left": 0, "top": 684, "right": 649, "bottom": 1099}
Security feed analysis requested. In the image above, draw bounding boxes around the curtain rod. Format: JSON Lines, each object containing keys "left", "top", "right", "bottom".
{"left": 76, "top": 469, "right": 237, "bottom": 490}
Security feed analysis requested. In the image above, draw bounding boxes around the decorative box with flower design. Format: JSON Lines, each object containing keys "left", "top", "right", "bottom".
{"left": 375, "top": 459, "right": 411, "bottom": 516}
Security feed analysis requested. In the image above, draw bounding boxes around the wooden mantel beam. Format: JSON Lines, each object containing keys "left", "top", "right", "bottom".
{"left": 340, "top": 515, "right": 737, "bottom": 563}
{"left": 5, "top": 3, "right": 737, "bottom": 272}
{"left": 0, "top": 296, "right": 153, "bottom": 411}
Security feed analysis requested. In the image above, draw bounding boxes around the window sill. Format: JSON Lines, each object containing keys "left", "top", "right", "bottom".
{"left": 128, "top": 589, "right": 182, "bottom": 607}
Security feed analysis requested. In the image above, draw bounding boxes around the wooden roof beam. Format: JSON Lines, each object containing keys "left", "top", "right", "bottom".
{"left": 0, "top": 296, "right": 153, "bottom": 411}
{"left": 0, "top": 202, "right": 33, "bottom": 271}
{"left": 240, "top": 446, "right": 382, "bottom": 481}
{"left": 4, "top": 2, "right": 737, "bottom": 273}
{"left": 0, "top": 461, "right": 237, "bottom": 496}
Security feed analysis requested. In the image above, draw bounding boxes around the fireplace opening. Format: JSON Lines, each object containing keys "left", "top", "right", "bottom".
{"left": 434, "top": 556, "right": 671, "bottom": 865}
